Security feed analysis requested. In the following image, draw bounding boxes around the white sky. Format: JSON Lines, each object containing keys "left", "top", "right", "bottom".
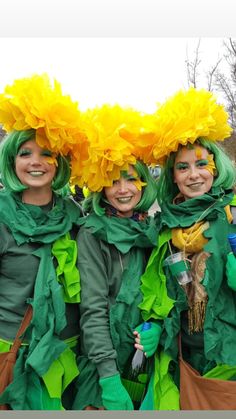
{"left": 0, "top": 37, "right": 230, "bottom": 113}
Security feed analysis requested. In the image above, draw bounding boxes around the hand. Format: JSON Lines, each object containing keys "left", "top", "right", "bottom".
{"left": 134, "top": 322, "right": 162, "bottom": 358}
{"left": 99, "top": 373, "right": 134, "bottom": 410}
{"left": 226, "top": 252, "right": 236, "bottom": 291}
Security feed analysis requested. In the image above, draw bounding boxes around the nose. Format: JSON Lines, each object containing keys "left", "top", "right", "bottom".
{"left": 30, "top": 153, "right": 43, "bottom": 165}
{"left": 117, "top": 178, "right": 128, "bottom": 193}
{"left": 189, "top": 165, "right": 199, "bottom": 179}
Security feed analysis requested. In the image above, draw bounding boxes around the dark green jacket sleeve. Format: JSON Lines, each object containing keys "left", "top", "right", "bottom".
{"left": 77, "top": 226, "right": 125, "bottom": 378}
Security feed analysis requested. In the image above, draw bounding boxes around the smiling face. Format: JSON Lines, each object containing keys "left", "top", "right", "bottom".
{"left": 15, "top": 140, "right": 56, "bottom": 192}
{"left": 104, "top": 165, "right": 142, "bottom": 217}
{"left": 173, "top": 145, "right": 214, "bottom": 200}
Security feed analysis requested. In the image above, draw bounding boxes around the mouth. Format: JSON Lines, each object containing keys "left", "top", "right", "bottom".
{"left": 28, "top": 171, "right": 45, "bottom": 177}
{"left": 116, "top": 197, "right": 133, "bottom": 203}
{"left": 187, "top": 183, "right": 204, "bottom": 191}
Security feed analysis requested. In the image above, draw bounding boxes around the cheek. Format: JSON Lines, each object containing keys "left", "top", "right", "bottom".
{"left": 15, "top": 159, "right": 23, "bottom": 174}
{"left": 104, "top": 188, "right": 113, "bottom": 202}
{"left": 173, "top": 170, "right": 181, "bottom": 184}
{"left": 134, "top": 189, "right": 142, "bottom": 202}
{"left": 48, "top": 164, "right": 57, "bottom": 178}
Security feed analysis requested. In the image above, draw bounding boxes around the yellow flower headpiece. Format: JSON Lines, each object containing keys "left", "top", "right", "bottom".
{"left": 149, "top": 87, "right": 233, "bottom": 165}
{"left": 0, "top": 73, "right": 88, "bottom": 169}
{"left": 71, "top": 104, "right": 157, "bottom": 192}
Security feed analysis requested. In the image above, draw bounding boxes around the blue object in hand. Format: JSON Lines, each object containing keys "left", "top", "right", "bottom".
{"left": 228, "top": 234, "right": 236, "bottom": 255}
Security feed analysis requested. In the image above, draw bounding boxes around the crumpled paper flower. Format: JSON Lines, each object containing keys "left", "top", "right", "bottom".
{"left": 71, "top": 104, "right": 157, "bottom": 192}
{"left": 0, "top": 74, "right": 88, "bottom": 169}
{"left": 145, "top": 87, "right": 233, "bottom": 165}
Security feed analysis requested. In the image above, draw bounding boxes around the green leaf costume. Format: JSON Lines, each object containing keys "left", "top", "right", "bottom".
{"left": 72, "top": 212, "right": 158, "bottom": 410}
{"left": 0, "top": 190, "right": 81, "bottom": 410}
{"left": 139, "top": 188, "right": 236, "bottom": 410}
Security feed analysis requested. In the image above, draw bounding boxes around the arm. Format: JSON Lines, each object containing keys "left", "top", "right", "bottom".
{"left": 77, "top": 226, "right": 119, "bottom": 378}
{"left": 77, "top": 226, "right": 134, "bottom": 409}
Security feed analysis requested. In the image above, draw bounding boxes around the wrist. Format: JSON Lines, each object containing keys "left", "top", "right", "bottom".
{"left": 97, "top": 359, "right": 119, "bottom": 378}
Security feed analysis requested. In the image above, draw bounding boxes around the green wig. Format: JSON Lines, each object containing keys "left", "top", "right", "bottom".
{"left": 0, "top": 129, "right": 71, "bottom": 192}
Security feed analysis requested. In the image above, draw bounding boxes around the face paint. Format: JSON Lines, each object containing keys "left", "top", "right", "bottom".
{"left": 120, "top": 168, "right": 147, "bottom": 191}
{"left": 205, "top": 154, "right": 216, "bottom": 175}
{"left": 46, "top": 154, "right": 58, "bottom": 167}
{"left": 195, "top": 147, "right": 203, "bottom": 159}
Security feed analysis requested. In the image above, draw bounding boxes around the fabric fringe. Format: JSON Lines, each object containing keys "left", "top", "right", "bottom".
{"left": 188, "top": 301, "right": 206, "bottom": 334}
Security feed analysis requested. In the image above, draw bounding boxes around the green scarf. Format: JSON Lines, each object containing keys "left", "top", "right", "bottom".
{"left": 0, "top": 190, "right": 81, "bottom": 245}
{"left": 158, "top": 187, "right": 234, "bottom": 229}
{"left": 79, "top": 211, "right": 158, "bottom": 254}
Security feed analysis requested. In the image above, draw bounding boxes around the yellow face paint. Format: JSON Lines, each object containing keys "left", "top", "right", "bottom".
{"left": 133, "top": 179, "right": 147, "bottom": 191}
{"left": 195, "top": 147, "right": 202, "bottom": 159}
{"left": 119, "top": 167, "right": 147, "bottom": 191}
{"left": 205, "top": 154, "right": 216, "bottom": 175}
{"left": 46, "top": 155, "right": 58, "bottom": 167}
{"left": 128, "top": 168, "right": 147, "bottom": 191}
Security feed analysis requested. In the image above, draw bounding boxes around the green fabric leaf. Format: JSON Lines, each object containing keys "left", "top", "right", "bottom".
{"left": 52, "top": 233, "right": 81, "bottom": 303}
{"left": 139, "top": 229, "right": 175, "bottom": 321}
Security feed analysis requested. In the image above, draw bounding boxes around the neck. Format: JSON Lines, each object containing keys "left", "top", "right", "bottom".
{"left": 21, "top": 189, "right": 53, "bottom": 206}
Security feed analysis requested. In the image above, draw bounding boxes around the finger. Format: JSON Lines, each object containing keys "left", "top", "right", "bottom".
{"left": 134, "top": 343, "right": 144, "bottom": 351}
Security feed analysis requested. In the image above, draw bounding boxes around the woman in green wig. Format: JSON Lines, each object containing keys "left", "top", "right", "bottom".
{"left": 72, "top": 104, "right": 162, "bottom": 410}
{"left": 138, "top": 88, "right": 236, "bottom": 410}
{"left": 0, "top": 74, "right": 86, "bottom": 410}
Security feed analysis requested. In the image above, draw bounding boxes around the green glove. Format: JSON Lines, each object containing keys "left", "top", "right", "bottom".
{"left": 99, "top": 373, "right": 134, "bottom": 410}
{"left": 226, "top": 252, "right": 236, "bottom": 291}
{"left": 135, "top": 322, "right": 162, "bottom": 358}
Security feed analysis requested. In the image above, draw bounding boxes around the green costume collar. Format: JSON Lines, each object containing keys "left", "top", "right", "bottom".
{"left": 158, "top": 187, "right": 233, "bottom": 229}
{"left": 79, "top": 211, "right": 158, "bottom": 254}
{"left": 0, "top": 189, "right": 81, "bottom": 244}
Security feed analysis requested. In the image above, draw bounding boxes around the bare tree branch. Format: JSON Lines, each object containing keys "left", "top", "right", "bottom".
{"left": 206, "top": 59, "right": 221, "bottom": 91}
{"left": 185, "top": 39, "right": 201, "bottom": 88}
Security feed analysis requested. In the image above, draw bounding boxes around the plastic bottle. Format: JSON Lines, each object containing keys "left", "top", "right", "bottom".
{"left": 228, "top": 233, "right": 236, "bottom": 255}
{"left": 122, "top": 322, "right": 152, "bottom": 409}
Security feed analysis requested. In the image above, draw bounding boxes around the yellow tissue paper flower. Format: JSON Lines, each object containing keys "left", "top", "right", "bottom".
{"left": 0, "top": 74, "right": 88, "bottom": 169}
{"left": 70, "top": 104, "right": 156, "bottom": 192}
{"left": 148, "top": 88, "right": 233, "bottom": 165}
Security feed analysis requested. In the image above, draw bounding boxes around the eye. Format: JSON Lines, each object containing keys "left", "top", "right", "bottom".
{"left": 175, "top": 162, "right": 189, "bottom": 171}
{"left": 17, "top": 148, "right": 31, "bottom": 157}
{"left": 127, "top": 176, "right": 137, "bottom": 182}
{"left": 41, "top": 150, "right": 52, "bottom": 157}
{"left": 196, "top": 159, "right": 208, "bottom": 168}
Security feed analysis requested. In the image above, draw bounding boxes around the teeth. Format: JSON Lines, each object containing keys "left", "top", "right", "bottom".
{"left": 117, "top": 197, "right": 132, "bottom": 203}
{"left": 28, "top": 171, "right": 44, "bottom": 176}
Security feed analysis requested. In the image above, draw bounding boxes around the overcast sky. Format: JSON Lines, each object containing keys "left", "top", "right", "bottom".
{"left": 0, "top": 37, "right": 230, "bottom": 113}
